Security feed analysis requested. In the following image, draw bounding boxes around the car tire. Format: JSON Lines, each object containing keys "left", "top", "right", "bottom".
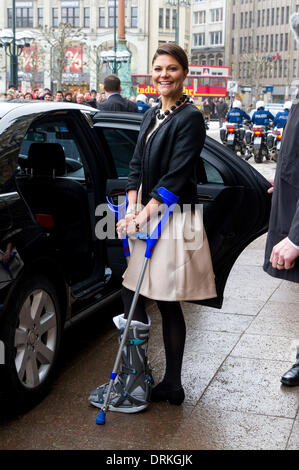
{"left": 254, "top": 148, "right": 263, "bottom": 163}
{"left": 0, "top": 275, "right": 62, "bottom": 407}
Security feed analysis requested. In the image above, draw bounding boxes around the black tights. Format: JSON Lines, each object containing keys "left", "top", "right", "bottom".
{"left": 122, "top": 287, "right": 186, "bottom": 389}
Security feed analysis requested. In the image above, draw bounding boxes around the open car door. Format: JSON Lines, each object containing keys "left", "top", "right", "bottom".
{"left": 93, "top": 113, "right": 271, "bottom": 308}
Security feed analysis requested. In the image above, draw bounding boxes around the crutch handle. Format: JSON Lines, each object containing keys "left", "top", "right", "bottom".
{"left": 144, "top": 187, "right": 179, "bottom": 258}
{"left": 106, "top": 195, "right": 130, "bottom": 257}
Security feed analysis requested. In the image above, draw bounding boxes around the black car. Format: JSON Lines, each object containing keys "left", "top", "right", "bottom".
{"left": 0, "top": 101, "right": 271, "bottom": 406}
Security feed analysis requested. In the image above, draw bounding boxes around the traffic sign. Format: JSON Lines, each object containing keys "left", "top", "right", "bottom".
{"left": 227, "top": 81, "right": 238, "bottom": 93}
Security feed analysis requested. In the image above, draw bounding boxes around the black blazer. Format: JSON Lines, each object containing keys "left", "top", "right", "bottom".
{"left": 263, "top": 96, "right": 299, "bottom": 282}
{"left": 126, "top": 102, "right": 206, "bottom": 207}
{"left": 97, "top": 94, "right": 138, "bottom": 112}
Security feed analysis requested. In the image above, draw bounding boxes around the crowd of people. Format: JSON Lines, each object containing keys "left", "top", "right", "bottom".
{"left": 0, "top": 82, "right": 161, "bottom": 113}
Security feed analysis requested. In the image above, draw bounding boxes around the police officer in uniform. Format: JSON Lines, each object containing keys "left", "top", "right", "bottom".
{"left": 273, "top": 102, "right": 292, "bottom": 129}
{"left": 226, "top": 100, "right": 250, "bottom": 124}
{"left": 251, "top": 101, "right": 274, "bottom": 126}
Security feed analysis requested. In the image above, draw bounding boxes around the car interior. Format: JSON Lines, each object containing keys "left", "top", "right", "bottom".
{"left": 15, "top": 120, "right": 93, "bottom": 283}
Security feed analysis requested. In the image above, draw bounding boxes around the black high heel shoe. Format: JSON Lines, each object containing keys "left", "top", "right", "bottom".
{"left": 150, "top": 383, "right": 185, "bottom": 405}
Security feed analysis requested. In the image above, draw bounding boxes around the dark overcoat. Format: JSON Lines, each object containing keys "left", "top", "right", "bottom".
{"left": 97, "top": 94, "right": 138, "bottom": 112}
{"left": 263, "top": 95, "right": 299, "bottom": 282}
{"left": 126, "top": 102, "right": 206, "bottom": 207}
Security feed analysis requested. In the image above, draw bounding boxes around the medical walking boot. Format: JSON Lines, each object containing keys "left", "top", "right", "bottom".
{"left": 89, "top": 314, "right": 153, "bottom": 413}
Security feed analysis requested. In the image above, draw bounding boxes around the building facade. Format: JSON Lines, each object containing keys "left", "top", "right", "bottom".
{"left": 225, "top": 0, "right": 299, "bottom": 103}
{"left": 190, "top": 0, "right": 226, "bottom": 67}
{"left": 0, "top": 0, "right": 191, "bottom": 93}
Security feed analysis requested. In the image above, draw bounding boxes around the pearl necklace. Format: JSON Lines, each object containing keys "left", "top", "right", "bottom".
{"left": 155, "top": 94, "right": 190, "bottom": 120}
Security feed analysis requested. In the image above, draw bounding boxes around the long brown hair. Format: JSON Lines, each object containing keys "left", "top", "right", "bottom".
{"left": 152, "top": 43, "right": 189, "bottom": 73}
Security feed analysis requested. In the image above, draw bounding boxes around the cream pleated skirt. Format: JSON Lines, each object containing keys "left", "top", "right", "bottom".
{"left": 122, "top": 207, "right": 217, "bottom": 302}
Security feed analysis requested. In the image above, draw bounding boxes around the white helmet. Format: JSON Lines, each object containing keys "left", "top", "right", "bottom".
{"left": 256, "top": 100, "right": 265, "bottom": 109}
{"left": 284, "top": 101, "right": 292, "bottom": 110}
{"left": 232, "top": 100, "right": 241, "bottom": 109}
{"left": 136, "top": 94, "right": 148, "bottom": 104}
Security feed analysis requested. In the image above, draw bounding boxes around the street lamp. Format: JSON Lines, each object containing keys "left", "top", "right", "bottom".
{"left": 99, "top": 50, "right": 131, "bottom": 73}
{"left": 0, "top": 2, "right": 34, "bottom": 88}
{"left": 166, "top": 0, "right": 191, "bottom": 45}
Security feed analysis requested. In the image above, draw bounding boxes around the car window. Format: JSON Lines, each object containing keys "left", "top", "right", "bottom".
{"left": 100, "top": 128, "right": 139, "bottom": 178}
{"left": 19, "top": 121, "right": 85, "bottom": 178}
{"left": 203, "top": 160, "right": 224, "bottom": 184}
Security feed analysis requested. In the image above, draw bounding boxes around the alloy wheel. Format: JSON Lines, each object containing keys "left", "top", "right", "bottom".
{"left": 14, "top": 289, "right": 57, "bottom": 389}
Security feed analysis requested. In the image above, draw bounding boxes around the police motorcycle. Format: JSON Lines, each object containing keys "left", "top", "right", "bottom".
{"left": 266, "top": 101, "right": 292, "bottom": 161}
{"left": 244, "top": 101, "right": 274, "bottom": 163}
{"left": 220, "top": 100, "right": 250, "bottom": 155}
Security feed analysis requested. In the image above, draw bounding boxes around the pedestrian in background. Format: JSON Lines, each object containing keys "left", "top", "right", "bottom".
{"left": 216, "top": 98, "right": 228, "bottom": 128}
{"left": 136, "top": 94, "right": 150, "bottom": 113}
{"left": 97, "top": 75, "right": 138, "bottom": 112}
{"left": 55, "top": 91, "right": 64, "bottom": 102}
{"left": 263, "top": 12, "right": 299, "bottom": 387}
{"left": 202, "top": 99, "right": 211, "bottom": 121}
{"left": 64, "top": 92, "right": 73, "bottom": 102}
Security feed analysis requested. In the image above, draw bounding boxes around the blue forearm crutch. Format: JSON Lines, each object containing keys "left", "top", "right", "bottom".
{"left": 96, "top": 187, "right": 179, "bottom": 425}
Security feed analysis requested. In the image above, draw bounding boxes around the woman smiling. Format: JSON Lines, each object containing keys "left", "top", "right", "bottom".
{"left": 89, "top": 43, "right": 216, "bottom": 414}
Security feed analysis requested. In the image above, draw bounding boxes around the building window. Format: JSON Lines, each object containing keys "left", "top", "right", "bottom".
{"left": 279, "top": 59, "right": 282, "bottom": 77}
{"left": 256, "top": 35, "right": 259, "bottom": 51}
{"left": 99, "top": 8, "right": 105, "bottom": 27}
{"left": 275, "top": 33, "right": 279, "bottom": 51}
{"left": 248, "top": 36, "right": 252, "bottom": 52}
{"left": 280, "top": 33, "right": 283, "bottom": 51}
{"left": 193, "top": 33, "right": 205, "bottom": 47}
{"left": 245, "top": 11, "right": 248, "bottom": 28}
{"left": 108, "top": 5, "right": 118, "bottom": 27}
{"left": 276, "top": 7, "right": 279, "bottom": 26}
{"left": 38, "top": 8, "right": 43, "bottom": 27}
{"left": 231, "top": 37, "right": 235, "bottom": 54}
{"left": 261, "top": 35, "right": 264, "bottom": 52}
{"left": 61, "top": 7, "right": 79, "bottom": 27}
{"left": 284, "top": 59, "right": 288, "bottom": 78}
{"left": 281, "top": 6, "right": 284, "bottom": 24}
{"left": 270, "top": 34, "right": 273, "bottom": 51}
{"left": 210, "top": 31, "right": 222, "bottom": 45}
{"left": 194, "top": 11, "right": 206, "bottom": 25}
{"left": 166, "top": 8, "right": 170, "bottom": 28}
{"left": 159, "top": 8, "right": 163, "bottom": 28}
{"left": 210, "top": 8, "right": 223, "bottom": 23}
{"left": 262, "top": 9, "right": 265, "bottom": 27}
{"left": 240, "top": 37, "right": 243, "bottom": 53}
{"left": 8, "top": 7, "right": 33, "bottom": 28}
{"left": 84, "top": 8, "right": 90, "bottom": 28}
{"left": 52, "top": 8, "right": 58, "bottom": 28}
{"left": 232, "top": 13, "right": 235, "bottom": 29}
{"left": 293, "top": 59, "right": 297, "bottom": 77}
{"left": 265, "top": 35, "right": 268, "bottom": 52}
{"left": 285, "top": 33, "right": 288, "bottom": 51}
{"left": 240, "top": 12, "right": 243, "bottom": 28}
{"left": 286, "top": 6, "right": 290, "bottom": 23}
{"left": 257, "top": 10, "right": 261, "bottom": 27}
{"left": 172, "top": 9, "right": 177, "bottom": 29}
{"left": 266, "top": 8, "right": 270, "bottom": 26}
{"left": 249, "top": 11, "right": 252, "bottom": 28}
{"left": 131, "top": 7, "right": 138, "bottom": 28}
{"left": 271, "top": 8, "right": 275, "bottom": 25}
{"left": 274, "top": 60, "right": 277, "bottom": 78}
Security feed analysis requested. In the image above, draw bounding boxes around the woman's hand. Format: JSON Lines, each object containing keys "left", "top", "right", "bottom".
{"left": 116, "top": 215, "right": 138, "bottom": 238}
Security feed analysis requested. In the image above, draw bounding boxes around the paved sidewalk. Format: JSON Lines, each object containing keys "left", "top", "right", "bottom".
{"left": 0, "top": 133, "right": 298, "bottom": 450}
{"left": 0, "top": 234, "right": 298, "bottom": 450}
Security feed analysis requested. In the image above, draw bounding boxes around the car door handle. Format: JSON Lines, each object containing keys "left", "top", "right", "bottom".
{"left": 196, "top": 194, "right": 213, "bottom": 200}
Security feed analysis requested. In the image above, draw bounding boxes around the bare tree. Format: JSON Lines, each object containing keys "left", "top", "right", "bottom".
{"left": 38, "top": 22, "right": 87, "bottom": 90}
{"left": 239, "top": 50, "right": 280, "bottom": 101}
